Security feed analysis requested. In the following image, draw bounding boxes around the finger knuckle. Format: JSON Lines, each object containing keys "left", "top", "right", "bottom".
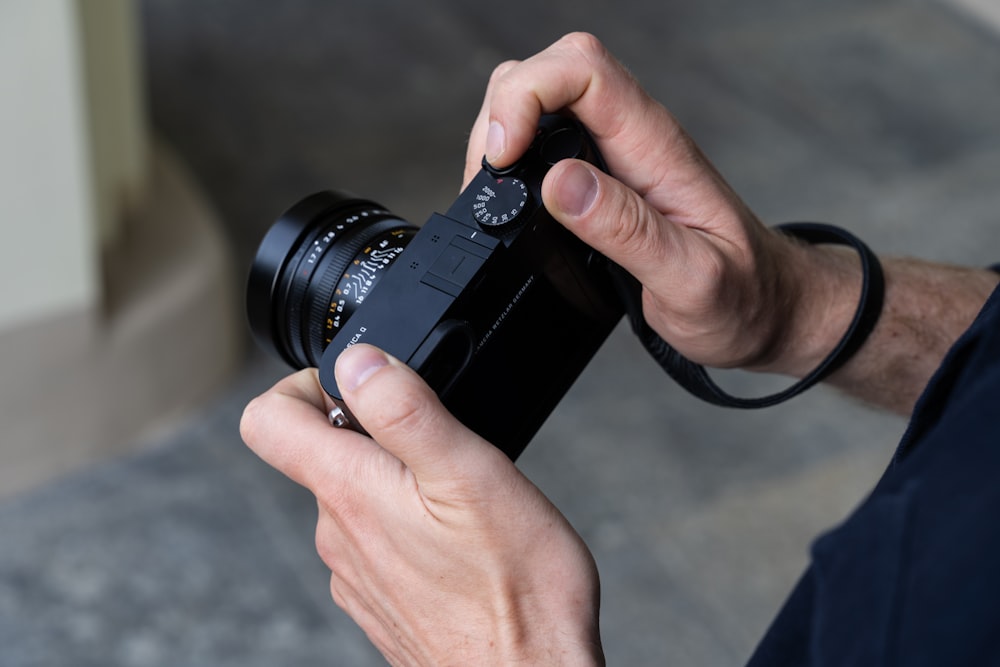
{"left": 694, "top": 242, "right": 728, "bottom": 280}
{"left": 558, "top": 31, "right": 606, "bottom": 61}
{"left": 696, "top": 250, "right": 730, "bottom": 297}
{"left": 315, "top": 519, "right": 339, "bottom": 568}
{"left": 327, "top": 575, "right": 348, "bottom": 611}
{"left": 488, "top": 59, "right": 519, "bottom": 86}
{"left": 239, "top": 394, "right": 270, "bottom": 446}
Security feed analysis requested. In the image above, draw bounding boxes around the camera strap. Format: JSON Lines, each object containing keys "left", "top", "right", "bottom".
{"left": 614, "top": 222, "right": 885, "bottom": 408}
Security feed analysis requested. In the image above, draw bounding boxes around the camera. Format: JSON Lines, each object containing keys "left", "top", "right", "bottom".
{"left": 247, "top": 115, "right": 632, "bottom": 460}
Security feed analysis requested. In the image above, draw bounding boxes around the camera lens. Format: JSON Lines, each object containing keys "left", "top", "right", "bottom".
{"left": 247, "top": 191, "right": 418, "bottom": 369}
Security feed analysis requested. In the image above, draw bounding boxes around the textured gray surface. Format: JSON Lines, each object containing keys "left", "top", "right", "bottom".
{"left": 4, "top": 1, "right": 1000, "bottom": 664}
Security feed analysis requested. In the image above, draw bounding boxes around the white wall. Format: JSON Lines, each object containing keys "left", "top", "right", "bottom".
{"left": 78, "top": 0, "right": 148, "bottom": 247}
{"left": 0, "top": 0, "right": 145, "bottom": 332}
{"left": 0, "top": 1, "right": 100, "bottom": 331}
{"left": 0, "top": 1, "right": 240, "bottom": 497}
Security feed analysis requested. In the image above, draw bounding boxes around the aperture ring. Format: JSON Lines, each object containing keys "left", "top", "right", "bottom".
{"left": 302, "top": 215, "right": 415, "bottom": 366}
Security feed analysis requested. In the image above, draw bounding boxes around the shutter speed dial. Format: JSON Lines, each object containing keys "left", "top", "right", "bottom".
{"left": 472, "top": 177, "right": 529, "bottom": 228}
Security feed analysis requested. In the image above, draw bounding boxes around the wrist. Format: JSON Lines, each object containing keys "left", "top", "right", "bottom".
{"left": 484, "top": 526, "right": 604, "bottom": 667}
{"left": 748, "top": 233, "right": 864, "bottom": 378}
{"left": 515, "top": 584, "right": 605, "bottom": 666}
{"left": 495, "top": 604, "right": 604, "bottom": 666}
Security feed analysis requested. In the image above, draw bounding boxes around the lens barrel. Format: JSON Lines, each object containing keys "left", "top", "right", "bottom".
{"left": 247, "top": 191, "right": 417, "bottom": 368}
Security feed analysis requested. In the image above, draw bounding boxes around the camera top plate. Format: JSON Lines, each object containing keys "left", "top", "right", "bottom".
{"left": 308, "top": 115, "right": 622, "bottom": 457}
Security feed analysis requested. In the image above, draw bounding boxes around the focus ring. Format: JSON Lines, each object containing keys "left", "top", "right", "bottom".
{"left": 301, "top": 214, "right": 410, "bottom": 366}
{"left": 284, "top": 210, "right": 374, "bottom": 368}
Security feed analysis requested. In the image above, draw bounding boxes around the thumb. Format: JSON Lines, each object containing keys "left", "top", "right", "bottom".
{"left": 542, "top": 159, "right": 690, "bottom": 291}
{"left": 334, "top": 344, "right": 508, "bottom": 486}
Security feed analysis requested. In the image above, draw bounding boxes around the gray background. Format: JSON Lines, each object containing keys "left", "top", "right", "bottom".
{"left": 4, "top": 0, "right": 1000, "bottom": 664}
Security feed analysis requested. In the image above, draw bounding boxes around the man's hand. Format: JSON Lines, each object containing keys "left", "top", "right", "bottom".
{"left": 464, "top": 32, "right": 832, "bottom": 373}
{"left": 241, "top": 344, "right": 604, "bottom": 666}
{"left": 465, "top": 32, "right": 999, "bottom": 414}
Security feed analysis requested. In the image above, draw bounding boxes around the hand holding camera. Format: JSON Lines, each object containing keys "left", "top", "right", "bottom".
{"left": 468, "top": 33, "right": 845, "bottom": 379}
{"left": 248, "top": 113, "right": 628, "bottom": 460}
{"left": 241, "top": 346, "right": 604, "bottom": 667}
{"left": 247, "top": 32, "right": 874, "bottom": 464}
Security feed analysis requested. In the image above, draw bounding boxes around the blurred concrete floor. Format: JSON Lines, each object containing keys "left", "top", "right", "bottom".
{"left": 4, "top": 0, "right": 1000, "bottom": 664}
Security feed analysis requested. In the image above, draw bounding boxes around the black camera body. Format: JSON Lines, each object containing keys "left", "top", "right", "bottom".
{"left": 248, "top": 115, "right": 629, "bottom": 460}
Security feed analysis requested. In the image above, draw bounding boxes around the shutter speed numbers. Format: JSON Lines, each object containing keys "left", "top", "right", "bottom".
{"left": 472, "top": 177, "right": 529, "bottom": 228}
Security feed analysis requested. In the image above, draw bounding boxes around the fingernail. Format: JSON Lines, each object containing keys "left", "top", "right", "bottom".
{"left": 485, "top": 120, "right": 506, "bottom": 164}
{"left": 336, "top": 345, "right": 390, "bottom": 392}
{"left": 555, "top": 162, "right": 599, "bottom": 217}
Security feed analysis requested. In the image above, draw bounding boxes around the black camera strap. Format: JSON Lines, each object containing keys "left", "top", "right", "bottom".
{"left": 614, "top": 222, "right": 885, "bottom": 408}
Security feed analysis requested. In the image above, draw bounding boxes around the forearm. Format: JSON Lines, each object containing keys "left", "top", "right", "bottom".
{"left": 831, "top": 256, "right": 998, "bottom": 414}
{"left": 761, "top": 236, "right": 999, "bottom": 415}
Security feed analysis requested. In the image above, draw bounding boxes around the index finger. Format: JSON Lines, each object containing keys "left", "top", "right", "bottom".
{"left": 466, "top": 33, "right": 677, "bottom": 193}
{"left": 463, "top": 59, "right": 520, "bottom": 188}
{"left": 465, "top": 32, "right": 742, "bottom": 234}
{"left": 240, "top": 368, "right": 381, "bottom": 491}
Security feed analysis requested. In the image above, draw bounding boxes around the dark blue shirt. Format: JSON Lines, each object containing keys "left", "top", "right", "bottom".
{"left": 748, "top": 283, "right": 1000, "bottom": 666}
